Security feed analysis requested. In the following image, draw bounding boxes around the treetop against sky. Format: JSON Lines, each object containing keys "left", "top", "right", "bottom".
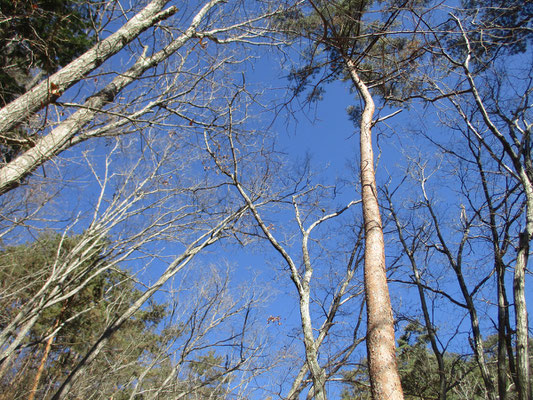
{"left": 0, "top": 1, "right": 531, "bottom": 399}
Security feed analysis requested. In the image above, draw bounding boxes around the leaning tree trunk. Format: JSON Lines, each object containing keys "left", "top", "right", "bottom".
{"left": 0, "top": 0, "right": 177, "bottom": 136}
{"left": 27, "top": 313, "right": 63, "bottom": 400}
{"left": 345, "top": 57, "right": 404, "bottom": 400}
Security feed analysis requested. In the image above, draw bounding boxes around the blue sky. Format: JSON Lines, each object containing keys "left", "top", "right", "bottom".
{"left": 1, "top": 1, "right": 531, "bottom": 397}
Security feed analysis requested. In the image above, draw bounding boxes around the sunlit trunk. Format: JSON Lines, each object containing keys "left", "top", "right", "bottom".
{"left": 345, "top": 57, "right": 404, "bottom": 400}
{"left": 514, "top": 229, "right": 531, "bottom": 400}
{"left": 28, "top": 317, "right": 61, "bottom": 400}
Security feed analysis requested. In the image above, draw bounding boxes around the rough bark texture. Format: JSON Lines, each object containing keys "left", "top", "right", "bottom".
{"left": 513, "top": 171, "right": 532, "bottom": 400}
{"left": 345, "top": 58, "right": 404, "bottom": 400}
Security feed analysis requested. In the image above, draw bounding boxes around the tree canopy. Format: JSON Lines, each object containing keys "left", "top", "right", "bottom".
{"left": 0, "top": 1, "right": 531, "bottom": 399}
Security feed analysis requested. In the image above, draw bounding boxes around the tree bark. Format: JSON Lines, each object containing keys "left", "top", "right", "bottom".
{"left": 0, "top": 0, "right": 176, "bottom": 136}
{"left": 345, "top": 57, "right": 404, "bottom": 400}
{"left": 514, "top": 230, "right": 531, "bottom": 400}
{"left": 0, "top": 0, "right": 223, "bottom": 196}
{"left": 27, "top": 316, "right": 61, "bottom": 400}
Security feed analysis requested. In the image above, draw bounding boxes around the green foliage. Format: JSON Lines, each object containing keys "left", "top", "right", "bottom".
{"left": 341, "top": 322, "right": 532, "bottom": 400}
{"left": 276, "top": 0, "right": 423, "bottom": 106}
{"left": 0, "top": 233, "right": 241, "bottom": 399}
{"left": 0, "top": 233, "right": 167, "bottom": 399}
{"left": 0, "top": 233, "right": 106, "bottom": 340}
{"left": 185, "top": 350, "right": 232, "bottom": 399}
{"left": 276, "top": 0, "right": 369, "bottom": 100}
{"left": 396, "top": 322, "right": 443, "bottom": 399}
{"left": 0, "top": 0, "right": 95, "bottom": 105}
{"left": 441, "top": 1, "right": 532, "bottom": 75}
{"left": 0, "top": 0, "right": 96, "bottom": 165}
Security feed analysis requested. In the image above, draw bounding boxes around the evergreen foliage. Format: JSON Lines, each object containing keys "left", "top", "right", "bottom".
{"left": 276, "top": 0, "right": 424, "bottom": 103}
{"left": 341, "top": 323, "right": 533, "bottom": 399}
{"left": 0, "top": 0, "right": 95, "bottom": 105}
{"left": 0, "top": 233, "right": 239, "bottom": 399}
{"left": 0, "top": 0, "right": 96, "bottom": 164}
{"left": 0, "top": 233, "right": 166, "bottom": 399}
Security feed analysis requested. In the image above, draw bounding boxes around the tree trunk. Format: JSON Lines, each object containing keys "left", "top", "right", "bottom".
{"left": 497, "top": 258, "right": 509, "bottom": 400}
{"left": 27, "top": 317, "right": 61, "bottom": 400}
{"left": 0, "top": 0, "right": 223, "bottom": 196}
{"left": 300, "top": 287, "right": 327, "bottom": 400}
{"left": 345, "top": 57, "right": 404, "bottom": 400}
{"left": 514, "top": 230, "right": 531, "bottom": 400}
{"left": 230, "top": 177, "right": 328, "bottom": 399}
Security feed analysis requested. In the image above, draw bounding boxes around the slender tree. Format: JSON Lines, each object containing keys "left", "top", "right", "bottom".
{"left": 404, "top": 4, "right": 533, "bottom": 397}
{"left": 202, "top": 83, "right": 367, "bottom": 398}
{"left": 275, "top": 1, "right": 426, "bottom": 397}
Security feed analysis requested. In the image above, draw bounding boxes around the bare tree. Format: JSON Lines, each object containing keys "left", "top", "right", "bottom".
{"left": 384, "top": 184, "right": 449, "bottom": 400}
{"left": 3, "top": 2, "right": 529, "bottom": 399}
{"left": 92, "top": 265, "right": 269, "bottom": 400}
{"left": 0, "top": 131, "right": 253, "bottom": 396}
{"left": 0, "top": 2, "right": 293, "bottom": 397}
{"left": 0, "top": 0, "right": 177, "bottom": 135}
{"left": 404, "top": 5, "right": 533, "bottom": 398}
{"left": 385, "top": 155, "right": 503, "bottom": 400}
{"left": 198, "top": 78, "right": 370, "bottom": 398}
{"left": 373, "top": 2, "right": 532, "bottom": 398}
{"left": 0, "top": 0, "right": 284, "bottom": 196}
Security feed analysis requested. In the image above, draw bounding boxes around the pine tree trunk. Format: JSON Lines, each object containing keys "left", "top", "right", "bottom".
{"left": 27, "top": 325, "right": 58, "bottom": 400}
{"left": 345, "top": 57, "right": 404, "bottom": 400}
